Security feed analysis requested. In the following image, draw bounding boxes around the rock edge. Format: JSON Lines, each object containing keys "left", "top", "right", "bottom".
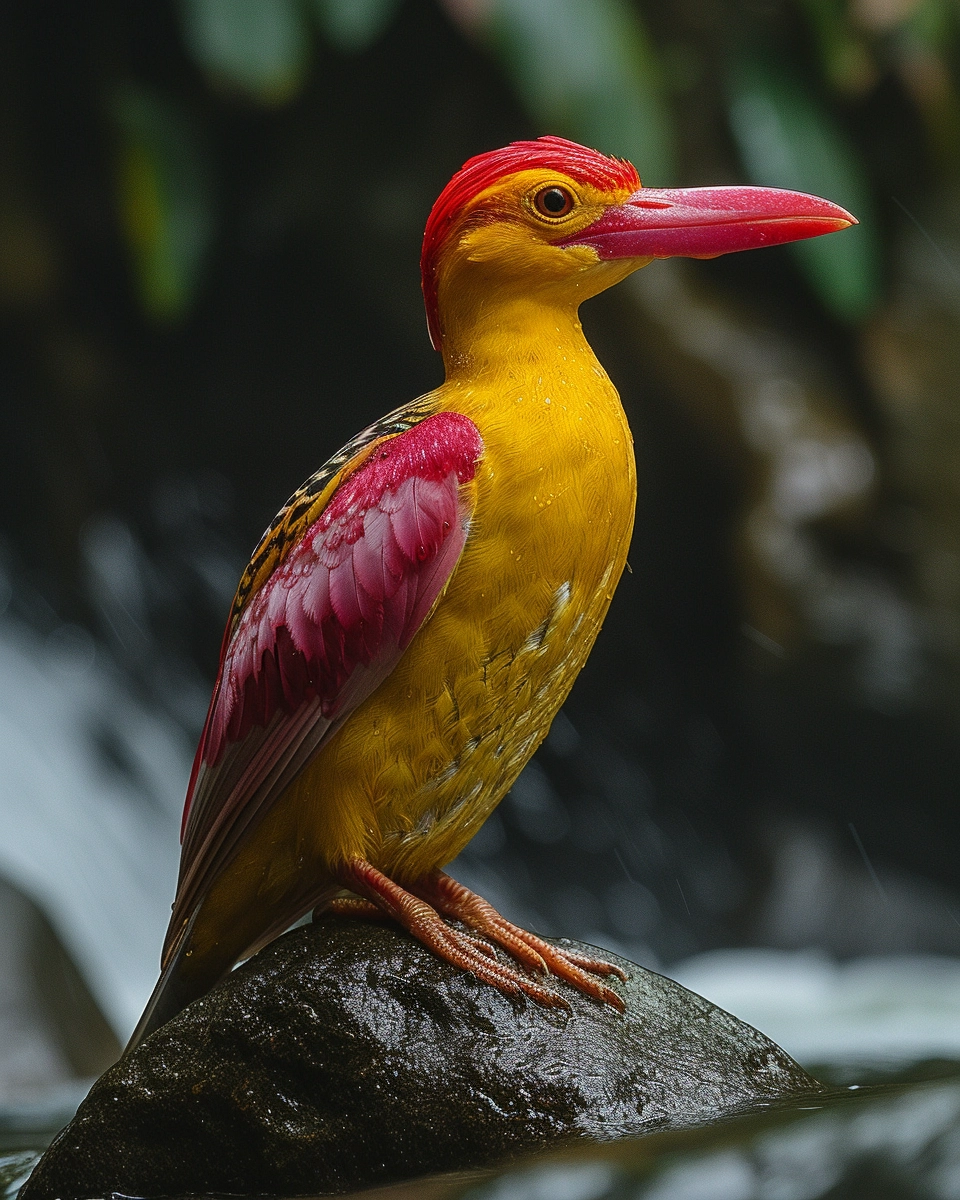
{"left": 22, "top": 916, "right": 821, "bottom": 1198}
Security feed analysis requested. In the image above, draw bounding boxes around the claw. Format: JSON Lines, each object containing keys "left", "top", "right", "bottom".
{"left": 335, "top": 858, "right": 627, "bottom": 1013}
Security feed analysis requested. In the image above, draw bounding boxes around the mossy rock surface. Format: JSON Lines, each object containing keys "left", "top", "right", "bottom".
{"left": 22, "top": 916, "right": 821, "bottom": 1198}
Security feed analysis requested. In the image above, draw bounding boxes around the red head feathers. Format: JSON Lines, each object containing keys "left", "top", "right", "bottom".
{"left": 420, "top": 136, "right": 640, "bottom": 351}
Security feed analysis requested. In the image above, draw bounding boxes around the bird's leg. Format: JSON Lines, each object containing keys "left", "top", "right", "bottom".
{"left": 410, "top": 870, "right": 627, "bottom": 1012}
{"left": 331, "top": 858, "right": 626, "bottom": 1011}
{"left": 318, "top": 890, "right": 499, "bottom": 960}
{"left": 332, "top": 858, "right": 580, "bottom": 1009}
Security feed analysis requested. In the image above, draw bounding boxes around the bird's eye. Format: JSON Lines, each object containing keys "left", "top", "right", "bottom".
{"left": 533, "top": 186, "right": 575, "bottom": 219}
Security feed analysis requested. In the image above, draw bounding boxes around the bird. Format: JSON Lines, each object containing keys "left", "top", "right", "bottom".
{"left": 128, "top": 136, "right": 854, "bottom": 1050}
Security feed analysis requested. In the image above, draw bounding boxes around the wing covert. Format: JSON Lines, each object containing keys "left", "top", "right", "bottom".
{"left": 166, "top": 409, "right": 483, "bottom": 961}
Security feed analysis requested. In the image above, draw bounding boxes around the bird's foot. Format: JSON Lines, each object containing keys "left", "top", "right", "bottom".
{"left": 411, "top": 870, "right": 627, "bottom": 1011}
{"left": 330, "top": 858, "right": 626, "bottom": 1012}
{"left": 319, "top": 893, "right": 500, "bottom": 961}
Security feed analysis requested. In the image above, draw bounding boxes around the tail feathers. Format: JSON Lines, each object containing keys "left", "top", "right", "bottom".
{"left": 242, "top": 882, "right": 340, "bottom": 959}
{"left": 124, "top": 884, "right": 342, "bottom": 1058}
{"left": 123, "top": 910, "right": 222, "bottom": 1057}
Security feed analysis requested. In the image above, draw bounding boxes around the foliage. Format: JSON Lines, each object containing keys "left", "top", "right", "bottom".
{"left": 726, "top": 51, "right": 881, "bottom": 321}
{"left": 180, "top": 0, "right": 313, "bottom": 104}
{"left": 482, "top": 0, "right": 674, "bottom": 183}
{"left": 112, "top": 85, "right": 214, "bottom": 320}
{"left": 146, "top": 0, "right": 960, "bottom": 323}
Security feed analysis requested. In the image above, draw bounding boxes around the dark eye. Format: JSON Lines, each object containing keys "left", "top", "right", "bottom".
{"left": 534, "top": 186, "right": 575, "bottom": 218}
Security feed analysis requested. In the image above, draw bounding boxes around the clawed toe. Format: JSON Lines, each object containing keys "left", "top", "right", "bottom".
{"left": 334, "top": 858, "right": 627, "bottom": 1013}
{"left": 553, "top": 943, "right": 629, "bottom": 982}
{"left": 410, "top": 869, "right": 627, "bottom": 1011}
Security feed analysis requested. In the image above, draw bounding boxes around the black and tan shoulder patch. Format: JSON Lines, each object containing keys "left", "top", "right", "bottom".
{"left": 228, "top": 393, "right": 438, "bottom": 632}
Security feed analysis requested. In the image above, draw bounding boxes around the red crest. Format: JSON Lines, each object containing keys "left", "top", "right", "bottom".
{"left": 421, "top": 136, "right": 640, "bottom": 350}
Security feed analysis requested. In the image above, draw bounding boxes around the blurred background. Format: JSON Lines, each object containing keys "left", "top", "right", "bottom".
{"left": 3, "top": 0, "right": 960, "bottom": 1187}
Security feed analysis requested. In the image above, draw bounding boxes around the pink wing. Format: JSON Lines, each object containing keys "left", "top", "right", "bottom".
{"left": 166, "top": 411, "right": 483, "bottom": 957}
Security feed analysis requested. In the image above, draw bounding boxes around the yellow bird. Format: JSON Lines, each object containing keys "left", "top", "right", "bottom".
{"left": 129, "top": 136, "right": 853, "bottom": 1049}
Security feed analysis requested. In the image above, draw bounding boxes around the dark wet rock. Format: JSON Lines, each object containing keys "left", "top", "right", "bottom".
{"left": 22, "top": 916, "right": 821, "bottom": 1199}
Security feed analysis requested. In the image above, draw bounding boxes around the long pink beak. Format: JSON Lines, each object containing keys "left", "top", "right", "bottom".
{"left": 558, "top": 186, "right": 856, "bottom": 259}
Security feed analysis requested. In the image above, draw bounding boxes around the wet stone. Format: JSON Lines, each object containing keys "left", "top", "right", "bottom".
{"left": 22, "top": 916, "right": 821, "bottom": 1198}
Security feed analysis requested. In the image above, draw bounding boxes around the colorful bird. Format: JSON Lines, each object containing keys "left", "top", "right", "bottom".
{"left": 129, "top": 136, "right": 853, "bottom": 1049}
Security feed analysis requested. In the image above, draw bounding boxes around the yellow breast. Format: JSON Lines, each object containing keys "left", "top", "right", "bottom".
{"left": 188, "top": 311, "right": 636, "bottom": 967}
{"left": 284, "top": 312, "right": 636, "bottom": 883}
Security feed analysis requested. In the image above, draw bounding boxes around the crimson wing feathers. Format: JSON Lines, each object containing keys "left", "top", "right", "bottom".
{"left": 165, "top": 409, "right": 483, "bottom": 963}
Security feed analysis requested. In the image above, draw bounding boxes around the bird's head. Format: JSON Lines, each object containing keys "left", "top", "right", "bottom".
{"left": 421, "top": 136, "right": 855, "bottom": 355}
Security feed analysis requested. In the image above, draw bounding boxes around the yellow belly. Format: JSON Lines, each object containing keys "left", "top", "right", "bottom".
{"left": 195, "top": 348, "right": 635, "bottom": 953}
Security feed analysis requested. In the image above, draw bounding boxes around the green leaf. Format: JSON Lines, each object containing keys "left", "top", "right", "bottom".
{"left": 311, "top": 0, "right": 402, "bottom": 53}
{"left": 113, "top": 86, "right": 215, "bottom": 321}
{"left": 179, "top": 0, "right": 310, "bottom": 105}
{"left": 484, "top": 0, "right": 674, "bottom": 183}
{"left": 727, "top": 54, "right": 881, "bottom": 322}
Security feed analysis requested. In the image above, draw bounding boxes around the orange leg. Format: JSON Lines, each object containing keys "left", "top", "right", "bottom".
{"left": 324, "top": 858, "right": 627, "bottom": 1012}
{"left": 320, "top": 894, "right": 499, "bottom": 960}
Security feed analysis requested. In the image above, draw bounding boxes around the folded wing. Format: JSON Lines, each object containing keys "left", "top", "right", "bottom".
{"left": 165, "top": 409, "right": 483, "bottom": 964}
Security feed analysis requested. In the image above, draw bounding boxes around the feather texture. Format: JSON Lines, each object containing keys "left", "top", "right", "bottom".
{"left": 166, "top": 410, "right": 482, "bottom": 962}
